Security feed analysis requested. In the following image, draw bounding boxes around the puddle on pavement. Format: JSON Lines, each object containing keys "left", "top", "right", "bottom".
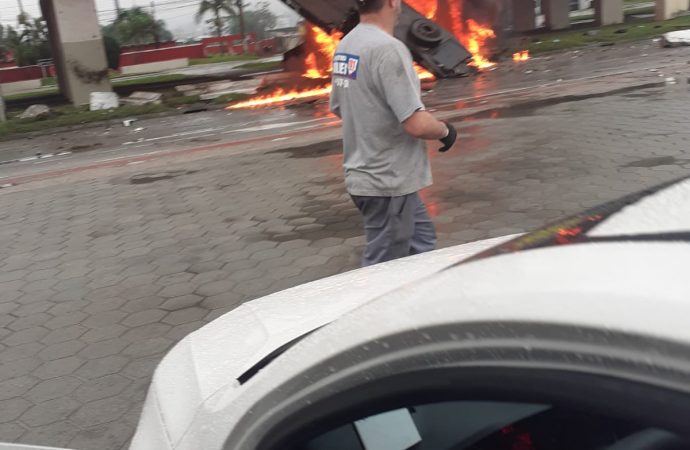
{"left": 462, "top": 104, "right": 540, "bottom": 120}
{"left": 269, "top": 140, "right": 342, "bottom": 159}
{"left": 625, "top": 156, "right": 688, "bottom": 168}
{"left": 127, "top": 170, "right": 198, "bottom": 185}
{"left": 70, "top": 142, "right": 103, "bottom": 153}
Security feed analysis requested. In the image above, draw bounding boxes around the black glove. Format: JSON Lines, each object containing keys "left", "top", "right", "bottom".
{"left": 438, "top": 121, "right": 457, "bottom": 153}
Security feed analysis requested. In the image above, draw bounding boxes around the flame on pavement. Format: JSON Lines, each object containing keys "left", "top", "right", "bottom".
{"left": 227, "top": 86, "right": 333, "bottom": 109}
{"left": 513, "top": 50, "right": 530, "bottom": 62}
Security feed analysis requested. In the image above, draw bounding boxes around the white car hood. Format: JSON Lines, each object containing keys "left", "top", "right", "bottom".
{"left": 135, "top": 235, "right": 515, "bottom": 448}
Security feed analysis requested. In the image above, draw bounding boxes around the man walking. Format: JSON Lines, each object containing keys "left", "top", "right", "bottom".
{"left": 330, "top": 0, "right": 458, "bottom": 267}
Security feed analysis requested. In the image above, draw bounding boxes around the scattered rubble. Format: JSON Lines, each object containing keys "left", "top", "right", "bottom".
{"left": 19, "top": 104, "right": 51, "bottom": 120}
{"left": 121, "top": 91, "right": 163, "bottom": 106}
{"left": 175, "top": 79, "right": 263, "bottom": 101}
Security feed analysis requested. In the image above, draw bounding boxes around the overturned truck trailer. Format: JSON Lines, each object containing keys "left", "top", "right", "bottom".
{"left": 280, "top": 0, "right": 474, "bottom": 78}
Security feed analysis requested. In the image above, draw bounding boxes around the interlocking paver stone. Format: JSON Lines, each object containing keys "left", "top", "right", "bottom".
{"left": 75, "top": 356, "right": 130, "bottom": 380}
{"left": 34, "top": 357, "right": 84, "bottom": 380}
{"left": 74, "top": 374, "right": 130, "bottom": 403}
{"left": 0, "top": 376, "right": 39, "bottom": 401}
{"left": 27, "top": 376, "right": 82, "bottom": 403}
{"left": 21, "top": 397, "right": 81, "bottom": 427}
{"left": 162, "top": 307, "right": 208, "bottom": 326}
{"left": 0, "top": 398, "right": 32, "bottom": 423}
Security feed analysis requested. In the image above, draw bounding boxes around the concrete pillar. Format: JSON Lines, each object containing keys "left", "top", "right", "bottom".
{"left": 594, "top": 0, "right": 624, "bottom": 25}
{"left": 40, "top": 0, "right": 112, "bottom": 106}
{"left": 656, "top": 0, "right": 690, "bottom": 20}
{"left": 542, "top": 0, "right": 570, "bottom": 30}
{"left": 513, "top": 0, "right": 537, "bottom": 31}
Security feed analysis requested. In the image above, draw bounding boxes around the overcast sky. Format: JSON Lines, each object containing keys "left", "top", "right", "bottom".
{"left": 0, "top": 0, "right": 300, "bottom": 39}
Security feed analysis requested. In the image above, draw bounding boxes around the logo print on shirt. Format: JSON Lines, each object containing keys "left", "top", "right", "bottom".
{"left": 333, "top": 53, "right": 360, "bottom": 80}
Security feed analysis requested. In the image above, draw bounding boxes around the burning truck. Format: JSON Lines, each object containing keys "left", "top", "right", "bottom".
{"left": 229, "top": 0, "right": 516, "bottom": 109}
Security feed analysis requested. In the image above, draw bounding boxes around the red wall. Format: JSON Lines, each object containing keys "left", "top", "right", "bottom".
{"left": 0, "top": 65, "right": 55, "bottom": 83}
{"left": 117, "top": 35, "right": 279, "bottom": 69}
{"left": 119, "top": 44, "right": 205, "bottom": 67}
{"left": 120, "top": 41, "right": 177, "bottom": 53}
{"left": 201, "top": 33, "right": 258, "bottom": 55}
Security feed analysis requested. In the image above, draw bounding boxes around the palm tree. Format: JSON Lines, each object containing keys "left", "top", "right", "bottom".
{"left": 108, "top": 7, "right": 172, "bottom": 45}
{"left": 233, "top": 0, "right": 247, "bottom": 53}
{"left": 196, "top": 0, "right": 236, "bottom": 38}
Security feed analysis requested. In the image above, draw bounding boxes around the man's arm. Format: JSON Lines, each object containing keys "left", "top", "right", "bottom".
{"left": 329, "top": 91, "right": 342, "bottom": 118}
{"left": 376, "top": 46, "right": 457, "bottom": 150}
{"left": 403, "top": 110, "right": 448, "bottom": 140}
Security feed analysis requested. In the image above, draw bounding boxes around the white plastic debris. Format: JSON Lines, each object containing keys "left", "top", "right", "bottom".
{"left": 661, "top": 29, "right": 690, "bottom": 47}
{"left": 90, "top": 92, "right": 120, "bottom": 111}
{"left": 123, "top": 119, "right": 137, "bottom": 127}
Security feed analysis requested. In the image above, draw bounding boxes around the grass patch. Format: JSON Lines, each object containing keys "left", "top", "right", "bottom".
{"left": 112, "top": 73, "right": 192, "bottom": 87}
{"left": 189, "top": 54, "right": 260, "bottom": 65}
{"left": 234, "top": 60, "right": 281, "bottom": 71}
{"left": 41, "top": 77, "right": 57, "bottom": 87}
{"left": 211, "top": 92, "right": 252, "bottom": 105}
{"left": 529, "top": 14, "right": 690, "bottom": 53}
{"left": 162, "top": 92, "right": 203, "bottom": 107}
{"left": 4, "top": 88, "right": 59, "bottom": 102}
{"left": 0, "top": 103, "right": 169, "bottom": 137}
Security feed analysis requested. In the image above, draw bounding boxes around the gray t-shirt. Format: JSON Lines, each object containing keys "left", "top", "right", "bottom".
{"left": 330, "top": 23, "right": 432, "bottom": 197}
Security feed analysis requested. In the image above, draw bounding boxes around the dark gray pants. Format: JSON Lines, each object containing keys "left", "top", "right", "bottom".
{"left": 351, "top": 192, "right": 437, "bottom": 267}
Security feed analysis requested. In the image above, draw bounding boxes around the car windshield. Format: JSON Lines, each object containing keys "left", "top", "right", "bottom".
{"left": 299, "top": 401, "right": 690, "bottom": 450}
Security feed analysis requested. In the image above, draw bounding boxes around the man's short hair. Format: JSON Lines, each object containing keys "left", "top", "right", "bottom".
{"left": 357, "top": 0, "right": 385, "bottom": 14}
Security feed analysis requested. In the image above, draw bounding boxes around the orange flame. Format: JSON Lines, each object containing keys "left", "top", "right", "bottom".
{"left": 407, "top": 0, "right": 497, "bottom": 70}
{"left": 304, "top": 26, "right": 343, "bottom": 79}
{"left": 513, "top": 50, "right": 530, "bottom": 62}
{"left": 464, "top": 19, "right": 496, "bottom": 69}
{"left": 226, "top": 86, "right": 332, "bottom": 110}
{"left": 415, "top": 63, "right": 436, "bottom": 81}
{"left": 405, "top": 0, "right": 437, "bottom": 19}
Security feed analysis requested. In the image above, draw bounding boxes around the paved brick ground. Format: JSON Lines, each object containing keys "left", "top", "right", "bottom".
{"left": 1, "top": 85, "right": 689, "bottom": 449}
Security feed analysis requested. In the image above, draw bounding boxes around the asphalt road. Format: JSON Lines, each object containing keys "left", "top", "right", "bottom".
{"left": 1, "top": 40, "right": 687, "bottom": 187}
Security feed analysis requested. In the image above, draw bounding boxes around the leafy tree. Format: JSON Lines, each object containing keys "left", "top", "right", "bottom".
{"left": 103, "top": 7, "right": 173, "bottom": 46}
{"left": 102, "top": 34, "right": 121, "bottom": 70}
{"left": 233, "top": 0, "right": 247, "bottom": 52}
{"left": 0, "top": 16, "right": 52, "bottom": 66}
{"left": 196, "top": 0, "right": 237, "bottom": 37}
{"left": 226, "top": 1, "right": 276, "bottom": 40}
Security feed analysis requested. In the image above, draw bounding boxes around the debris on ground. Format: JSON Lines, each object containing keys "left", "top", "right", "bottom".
{"left": 661, "top": 29, "right": 690, "bottom": 47}
{"left": 120, "top": 91, "right": 163, "bottom": 106}
{"left": 181, "top": 104, "right": 209, "bottom": 114}
{"left": 19, "top": 104, "right": 51, "bottom": 120}
{"left": 90, "top": 92, "right": 120, "bottom": 111}
{"left": 175, "top": 79, "right": 263, "bottom": 101}
{"left": 123, "top": 118, "right": 138, "bottom": 127}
